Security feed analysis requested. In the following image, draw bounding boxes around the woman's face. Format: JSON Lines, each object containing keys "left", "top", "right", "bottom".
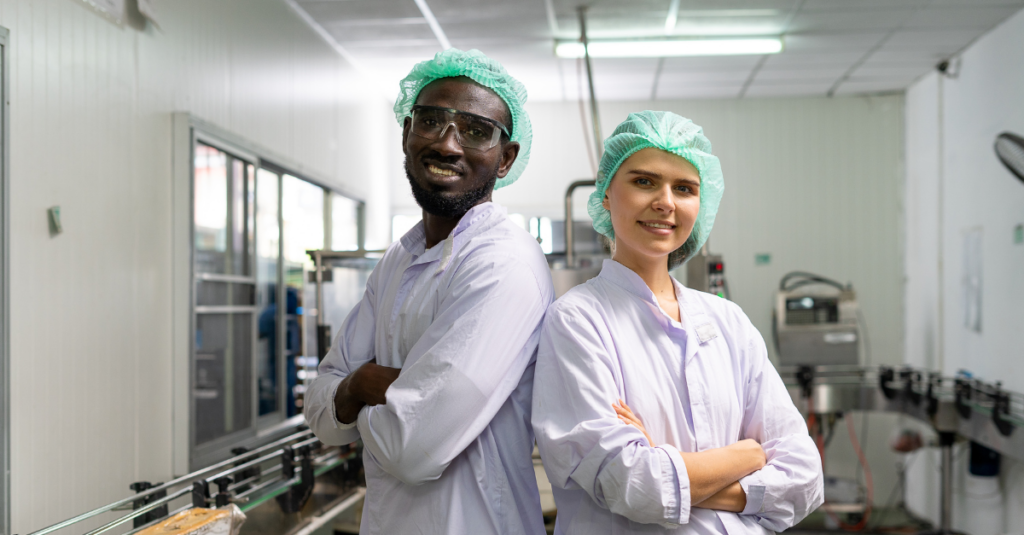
{"left": 603, "top": 147, "right": 701, "bottom": 267}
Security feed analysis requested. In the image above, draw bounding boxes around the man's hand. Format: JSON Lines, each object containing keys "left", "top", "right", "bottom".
{"left": 334, "top": 362, "right": 402, "bottom": 424}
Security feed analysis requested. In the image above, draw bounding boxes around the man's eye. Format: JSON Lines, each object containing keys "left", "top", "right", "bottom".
{"left": 423, "top": 118, "right": 438, "bottom": 126}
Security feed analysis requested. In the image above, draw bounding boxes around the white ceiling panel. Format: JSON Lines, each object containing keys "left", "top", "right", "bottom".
{"left": 291, "top": 0, "right": 1024, "bottom": 101}
{"left": 904, "top": 6, "right": 1024, "bottom": 28}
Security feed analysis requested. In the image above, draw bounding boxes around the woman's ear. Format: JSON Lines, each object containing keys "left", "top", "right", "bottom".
{"left": 602, "top": 193, "right": 610, "bottom": 211}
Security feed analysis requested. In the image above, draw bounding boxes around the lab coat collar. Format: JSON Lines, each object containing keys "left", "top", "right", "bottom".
{"left": 398, "top": 202, "right": 507, "bottom": 273}
{"left": 598, "top": 259, "right": 719, "bottom": 354}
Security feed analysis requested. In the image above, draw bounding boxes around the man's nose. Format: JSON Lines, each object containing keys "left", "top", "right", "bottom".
{"left": 433, "top": 122, "right": 464, "bottom": 155}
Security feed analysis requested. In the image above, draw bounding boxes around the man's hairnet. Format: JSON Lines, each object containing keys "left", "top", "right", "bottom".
{"left": 588, "top": 110, "right": 724, "bottom": 264}
{"left": 394, "top": 48, "right": 532, "bottom": 190}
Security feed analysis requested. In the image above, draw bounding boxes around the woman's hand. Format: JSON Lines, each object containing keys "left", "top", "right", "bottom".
{"left": 727, "top": 438, "right": 767, "bottom": 474}
{"left": 613, "top": 399, "right": 655, "bottom": 447}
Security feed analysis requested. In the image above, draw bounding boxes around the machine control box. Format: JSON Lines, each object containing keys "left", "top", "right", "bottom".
{"left": 775, "top": 288, "right": 860, "bottom": 366}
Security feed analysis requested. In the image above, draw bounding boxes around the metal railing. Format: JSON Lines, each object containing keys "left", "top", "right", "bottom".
{"left": 26, "top": 428, "right": 359, "bottom": 535}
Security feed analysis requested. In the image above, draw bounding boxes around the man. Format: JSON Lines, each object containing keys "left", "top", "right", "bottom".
{"left": 304, "top": 48, "right": 552, "bottom": 534}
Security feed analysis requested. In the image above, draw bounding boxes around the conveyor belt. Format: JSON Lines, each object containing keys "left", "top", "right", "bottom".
{"left": 777, "top": 364, "right": 1022, "bottom": 460}
{"left": 26, "top": 427, "right": 363, "bottom": 535}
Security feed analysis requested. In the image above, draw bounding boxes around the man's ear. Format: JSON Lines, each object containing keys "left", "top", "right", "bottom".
{"left": 495, "top": 141, "right": 521, "bottom": 178}
{"left": 401, "top": 117, "right": 412, "bottom": 152}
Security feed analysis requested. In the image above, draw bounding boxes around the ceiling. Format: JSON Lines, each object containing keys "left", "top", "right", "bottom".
{"left": 293, "top": 0, "right": 1024, "bottom": 101}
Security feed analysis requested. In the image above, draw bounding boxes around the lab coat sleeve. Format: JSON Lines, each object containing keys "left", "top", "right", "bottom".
{"left": 735, "top": 318, "right": 824, "bottom": 530}
{"left": 532, "top": 307, "right": 691, "bottom": 527}
{"left": 356, "top": 253, "right": 550, "bottom": 485}
{"left": 303, "top": 266, "right": 380, "bottom": 446}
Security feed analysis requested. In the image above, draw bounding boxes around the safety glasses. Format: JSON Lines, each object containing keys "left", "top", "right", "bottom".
{"left": 410, "top": 105, "right": 510, "bottom": 151}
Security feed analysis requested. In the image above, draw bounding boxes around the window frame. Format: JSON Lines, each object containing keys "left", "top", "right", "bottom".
{"left": 0, "top": 25, "right": 10, "bottom": 535}
{"left": 172, "top": 114, "right": 364, "bottom": 473}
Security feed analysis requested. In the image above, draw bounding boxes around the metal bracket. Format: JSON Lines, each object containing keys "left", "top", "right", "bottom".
{"left": 955, "top": 378, "right": 973, "bottom": 419}
{"left": 879, "top": 367, "right": 897, "bottom": 400}
{"left": 992, "top": 383, "right": 1015, "bottom": 437}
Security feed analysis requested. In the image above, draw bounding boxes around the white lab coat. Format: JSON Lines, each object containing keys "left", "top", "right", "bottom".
{"left": 533, "top": 259, "right": 823, "bottom": 534}
{"left": 305, "top": 203, "right": 552, "bottom": 535}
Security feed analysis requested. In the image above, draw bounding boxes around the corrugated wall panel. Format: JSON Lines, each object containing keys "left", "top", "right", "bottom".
{"left": 0, "top": 0, "right": 392, "bottom": 531}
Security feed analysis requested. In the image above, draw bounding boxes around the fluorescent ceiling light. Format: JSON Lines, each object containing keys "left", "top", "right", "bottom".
{"left": 555, "top": 38, "right": 782, "bottom": 58}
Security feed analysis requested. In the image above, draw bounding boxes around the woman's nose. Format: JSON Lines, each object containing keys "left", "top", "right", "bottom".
{"left": 651, "top": 186, "right": 674, "bottom": 212}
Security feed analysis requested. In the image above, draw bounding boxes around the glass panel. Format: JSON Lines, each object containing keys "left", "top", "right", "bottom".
{"left": 194, "top": 145, "right": 251, "bottom": 276}
{"left": 196, "top": 281, "right": 254, "bottom": 307}
{"left": 281, "top": 175, "right": 324, "bottom": 417}
{"left": 256, "top": 169, "right": 281, "bottom": 417}
{"left": 194, "top": 145, "right": 228, "bottom": 274}
{"left": 332, "top": 194, "right": 359, "bottom": 251}
{"left": 194, "top": 313, "right": 253, "bottom": 445}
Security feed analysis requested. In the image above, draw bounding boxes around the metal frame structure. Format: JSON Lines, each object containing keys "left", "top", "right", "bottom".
{"left": 0, "top": 25, "right": 9, "bottom": 535}
{"left": 172, "top": 113, "right": 366, "bottom": 473}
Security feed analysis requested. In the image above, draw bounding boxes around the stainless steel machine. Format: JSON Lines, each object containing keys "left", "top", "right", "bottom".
{"left": 685, "top": 247, "right": 726, "bottom": 297}
{"left": 774, "top": 272, "right": 861, "bottom": 367}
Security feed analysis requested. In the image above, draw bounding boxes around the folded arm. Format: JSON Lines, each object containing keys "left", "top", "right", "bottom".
{"left": 304, "top": 267, "right": 382, "bottom": 445}
{"left": 534, "top": 309, "right": 728, "bottom": 527}
{"left": 735, "top": 320, "right": 825, "bottom": 530}
{"left": 615, "top": 401, "right": 763, "bottom": 510}
{"left": 356, "top": 254, "right": 550, "bottom": 485}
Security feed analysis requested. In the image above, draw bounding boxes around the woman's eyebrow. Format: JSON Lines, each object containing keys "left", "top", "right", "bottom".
{"left": 626, "top": 168, "right": 700, "bottom": 186}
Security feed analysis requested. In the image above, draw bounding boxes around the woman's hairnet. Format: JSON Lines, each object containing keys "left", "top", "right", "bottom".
{"left": 394, "top": 48, "right": 532, "bottom": 190}
{"left": 588, "top": 110, "right": 724, "bottom": 265}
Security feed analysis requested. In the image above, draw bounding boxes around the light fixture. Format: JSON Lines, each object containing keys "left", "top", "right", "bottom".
{"left": 554, "top": 37, "right": 782, "bottom": 58}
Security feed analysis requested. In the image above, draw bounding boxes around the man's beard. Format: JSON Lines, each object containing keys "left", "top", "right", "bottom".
{"left": 405, "top": 156, "right": 498, "bottom": 219}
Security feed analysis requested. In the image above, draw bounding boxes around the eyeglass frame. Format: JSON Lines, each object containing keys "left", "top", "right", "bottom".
{"left": 409, "top": 105, "right": 511, "bottom": 150}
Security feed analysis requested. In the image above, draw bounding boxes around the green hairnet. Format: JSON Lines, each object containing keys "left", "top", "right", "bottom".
{"left": 588, "top": 111, "right": 724, "bottom": 264}
{"left": 394, "top": 48, "right": 532, "bottom": 190}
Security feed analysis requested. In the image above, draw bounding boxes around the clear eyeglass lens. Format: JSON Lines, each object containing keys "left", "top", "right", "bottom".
{"left": 412, "top": 108, "right": 500, "bottom": 150}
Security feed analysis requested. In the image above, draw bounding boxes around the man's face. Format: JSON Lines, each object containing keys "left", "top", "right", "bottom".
{"left": 402, "top": 77, "right": 520, "bottom": 218}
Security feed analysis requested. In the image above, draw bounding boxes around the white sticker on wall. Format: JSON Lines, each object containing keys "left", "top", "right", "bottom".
{"left": 962, "top": 228, "right": 983, "bottom": 332}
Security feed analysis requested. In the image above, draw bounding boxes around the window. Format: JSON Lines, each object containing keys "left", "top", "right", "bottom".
{"left": 192, "top": 144, "right": 256, "bottom": 448}
{"left": 187, "top": 134, "right": 364, "bottom": 469}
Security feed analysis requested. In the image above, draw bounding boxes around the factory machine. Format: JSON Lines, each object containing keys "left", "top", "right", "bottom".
{"left": 773, "top": 271, "right": 1023, "bottom": 534}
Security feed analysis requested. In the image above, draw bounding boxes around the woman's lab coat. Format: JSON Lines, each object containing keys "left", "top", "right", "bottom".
{"left": 532, "top": 260, "right": 823, "bottom": 534}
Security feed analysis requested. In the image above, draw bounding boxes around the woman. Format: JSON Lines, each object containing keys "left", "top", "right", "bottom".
{"left": 532, "top": 111, "right": 823, "bottom": 534}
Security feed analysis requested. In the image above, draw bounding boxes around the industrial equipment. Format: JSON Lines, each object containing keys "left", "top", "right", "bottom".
{"left": 774, "top": 272, "right": 861, "bottom": 367}
{"left": 779, "top": 364, "right": 1023, "bottom": 534}
{"left": 548, "top": 180, "right": 605, "bottom": 298}
{"left": 685, "top": 247, "right": 726, "bottom": 297}
{"left": 26, "top": 427, "right": 365, "bottom": 535}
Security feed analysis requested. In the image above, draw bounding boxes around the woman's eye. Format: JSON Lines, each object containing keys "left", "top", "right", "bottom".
{"left": 635, "top": 178, "right": 653, "bottom": 186}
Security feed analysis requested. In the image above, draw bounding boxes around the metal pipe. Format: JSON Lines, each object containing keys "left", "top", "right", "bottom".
{"left": 315, "top": 250, "right": 325, "bottom": 329}
{"left": 25, "top": 428, "right": 312, "bottom": 535}
{"left": 564, "top": 180, "right": 596, "bottom": 268}
{"left": 577, "top": 6, "right": 602, "bottom": 159}
{"left": 81, "top": 486, "right": 191, "bottom": 535}
{"left": 939, "top": 435, "right": 953, "bottom": 532}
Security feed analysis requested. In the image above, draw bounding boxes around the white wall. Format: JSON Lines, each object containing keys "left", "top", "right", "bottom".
{"left": 904, "top": 7, "right": 1024, "bottom": 534}
{"left": 0, "top": 0, "right": 388, "bottom": 532}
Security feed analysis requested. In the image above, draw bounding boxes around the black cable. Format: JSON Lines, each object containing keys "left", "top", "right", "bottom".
{"left": 779, "top": 271, "right": 847, "bottom": 292}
